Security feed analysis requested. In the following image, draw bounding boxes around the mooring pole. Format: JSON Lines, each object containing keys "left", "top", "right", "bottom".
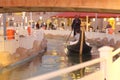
{"left": 3, "top": 13, "right": 7, "bottom": 40}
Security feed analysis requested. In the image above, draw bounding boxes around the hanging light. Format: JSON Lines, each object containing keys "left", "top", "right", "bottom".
{"left": 116, "top": 17, "right": 119, "bottom": 21}
{"left": 1, "top": 22, "right": 3, "bottom": 25}
{"left": 92, "top": 18, "right": 95, "bottom": 21}
{"left": 12, "top": 17, "right": 14, "bottom": 20}
{"left": 8, "top": 18, "right": 10, "bottom": 21}
{"left": 39, "top": 16, "right": 43, "bottom": 20}
{"left": 104, "top": 18, "right": 107, "bottom": 21}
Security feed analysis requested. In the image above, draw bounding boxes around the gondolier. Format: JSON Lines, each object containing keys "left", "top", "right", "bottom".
{"left": 71, "top": 15, "right": 81, "bottom": 36}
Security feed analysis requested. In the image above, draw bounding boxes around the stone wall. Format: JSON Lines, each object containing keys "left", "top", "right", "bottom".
{"left": 45, "top": 30, "right": 120, "bottom": 49}
{"left": 0, "top": 29, "right": 47, "bottom": 67}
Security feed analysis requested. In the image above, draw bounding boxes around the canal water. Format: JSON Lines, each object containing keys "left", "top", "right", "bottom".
{"left": 0, "top": 35, "right": 99, "bottom": 80}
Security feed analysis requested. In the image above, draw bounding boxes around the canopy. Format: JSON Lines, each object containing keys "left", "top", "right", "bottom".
{"left": 52, "top": 12, "right": 120, "bottom": 18}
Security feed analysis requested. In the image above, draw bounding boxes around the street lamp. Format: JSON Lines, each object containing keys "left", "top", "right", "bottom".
{"left": 0, "top": 14, "right": 2, "bottom": 27}
{"left": 22, "top": 12, "right": 26, "bottom": 19}
{"left": 22, "top": 12, "right": 26, "bottom": 27}
{"left": 0, "top": 14, "right": 2, "bottom": 18}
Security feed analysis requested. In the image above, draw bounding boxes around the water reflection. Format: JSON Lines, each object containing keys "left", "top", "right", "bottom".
{"left": 0, "top": 37, "right": 69, "bottom": 80}
{"left": 0, "top": 55, "right": 42, "bottom": 80}
{"left": 67, "top": 50, "right": 92, "bottom": 79}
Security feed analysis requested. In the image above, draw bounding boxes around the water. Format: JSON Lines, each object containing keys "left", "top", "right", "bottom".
{"left": 0, "top": 35, "right": 99, "bottom": 80}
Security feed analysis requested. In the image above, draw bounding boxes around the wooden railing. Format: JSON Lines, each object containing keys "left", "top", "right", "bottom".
{"left": 28, "top": 58, "right": 105, "bottom": 80}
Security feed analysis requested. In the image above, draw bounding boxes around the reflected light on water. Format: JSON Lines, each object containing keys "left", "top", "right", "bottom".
{"left": 52, "top": 50, "right": 58, "bottom": 56}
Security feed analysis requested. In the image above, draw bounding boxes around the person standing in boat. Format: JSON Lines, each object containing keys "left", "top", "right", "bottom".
{"left": 36, "top": 22, "right": 40, "bottom": 29}
{"left": 71, "top": 15, "right": 81, "bottom": 36}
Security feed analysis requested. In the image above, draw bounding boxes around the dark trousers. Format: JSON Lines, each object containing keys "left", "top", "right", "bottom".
{"left": 73, "top": 28, "right": 80, "bottom": 36}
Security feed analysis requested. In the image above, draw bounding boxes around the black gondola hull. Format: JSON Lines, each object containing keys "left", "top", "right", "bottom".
{"left": 67, "top": 42, "right": 92, "bottom": 56}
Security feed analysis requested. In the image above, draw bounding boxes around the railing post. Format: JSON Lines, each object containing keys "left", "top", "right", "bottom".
{"left": 99, "top": 46, "right": 113, "bottom": 80}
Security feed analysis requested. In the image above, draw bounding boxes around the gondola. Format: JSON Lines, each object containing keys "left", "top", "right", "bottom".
{"left": 67, "top": 29, "right": 92, "bottom": 56}
{"left": 66, "top": 29, "right": 92, "bottom": 78}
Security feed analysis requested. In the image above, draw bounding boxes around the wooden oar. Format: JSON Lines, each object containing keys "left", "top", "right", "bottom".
{"left": 65, "top": 30, "right": 72, "bottom": 43}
